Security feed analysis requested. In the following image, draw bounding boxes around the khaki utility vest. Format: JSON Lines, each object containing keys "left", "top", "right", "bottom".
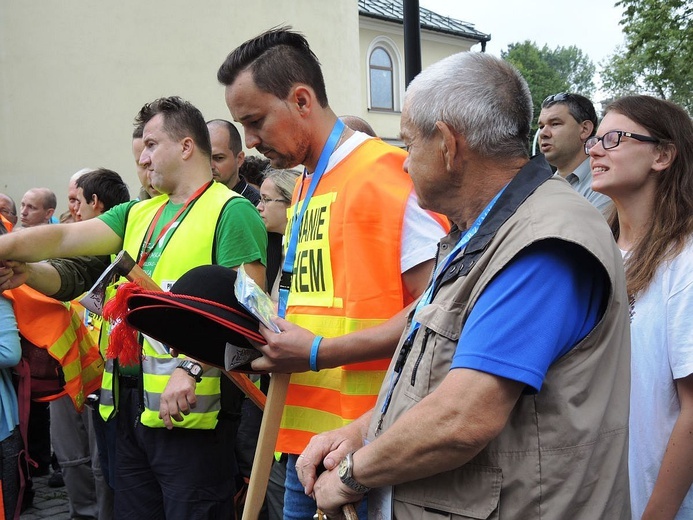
{"left": 368, "top": 157, "right": 631, "bottom": 520}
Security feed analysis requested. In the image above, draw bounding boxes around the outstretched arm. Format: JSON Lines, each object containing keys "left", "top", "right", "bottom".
{"left": 0, "top": 261, "right": 62, "bottom": 295}
{"left": 0, "top": 219, "right": 122, "bottom": 262}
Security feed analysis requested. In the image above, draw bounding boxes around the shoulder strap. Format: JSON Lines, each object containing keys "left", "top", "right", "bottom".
{"left": 12, "top": 358, "right": 37, "bottom": 519}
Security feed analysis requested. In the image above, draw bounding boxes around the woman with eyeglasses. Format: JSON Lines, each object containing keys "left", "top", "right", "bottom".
{"left": 257, "top": 168, "right": 301, "bottom": 302}
{"left": 587, "top": 95, "right": 693, "bottom": 520}
{"left": 239, "top": 168, "right": 300, "bottom": 520}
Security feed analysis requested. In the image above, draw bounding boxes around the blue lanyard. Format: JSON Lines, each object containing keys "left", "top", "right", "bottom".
{"left": 376, "top": 185, "right": 507, "bottom": 431}
{"left": 408, "top": 185, "right": 507, "bottom": 337}
{"left": 277, "top": 119, "right": 345, "bottom": 318}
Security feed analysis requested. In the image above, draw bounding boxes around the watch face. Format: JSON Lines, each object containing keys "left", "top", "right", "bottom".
{"left": 179, "top": 361, "right": 202, "bottom": 381}
{"left": 338, "top": 457, "right": 349, "bottom": 479}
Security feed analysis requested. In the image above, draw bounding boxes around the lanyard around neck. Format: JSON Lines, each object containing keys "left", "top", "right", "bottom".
{"left": 277, "top": 119, "right": 345, "bottom": 318}
{"left": 138, "top": 181, "right": 212, "bottom": 268}
{"left": 409, "top": 185, "right": 507, "bottom": 336}
{"left": 374, "top": 186, "right": 507, "bottom": 436}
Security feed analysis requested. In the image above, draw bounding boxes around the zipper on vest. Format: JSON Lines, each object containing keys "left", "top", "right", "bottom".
{"left": 136, "top": 362, "right": 145, "bottom": 428}
{"left": 411, "top": 328, "right": 431, "bottom": 386}
{"left": 375, "top": 334, "right": 415, "bottom": 437}
{"left": 405, "top": 240, "right": 439, "bottom": 386}
{"left": 111, "top": 359, "right": 120, "bottom": 419}
{"left": 432, "top": 242, "right": 442, "bottom": 277}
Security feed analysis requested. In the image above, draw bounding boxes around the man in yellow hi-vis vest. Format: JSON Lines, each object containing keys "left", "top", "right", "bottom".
{"left": 0, "top": 96, "right": 268, "bottom": 520}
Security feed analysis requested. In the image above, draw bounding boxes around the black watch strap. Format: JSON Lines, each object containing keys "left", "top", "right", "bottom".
{"left": 177, "top": 360, "right": 203, "bottom": 382}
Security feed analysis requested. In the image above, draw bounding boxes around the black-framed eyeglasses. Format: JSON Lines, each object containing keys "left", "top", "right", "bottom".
{"left": 258, "top": 196, "right": 289, "bottom": 206}
{"left": 543, "top": 92, "right": 571, "bottom": 105}
{"left": 584, "top": 130, "right": 659, "bottom": 154}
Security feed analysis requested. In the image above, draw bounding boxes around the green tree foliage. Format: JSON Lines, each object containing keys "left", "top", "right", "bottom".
{"left": 545, "top": 46, "right": 596, "bottom": 96}
{"left": 601, "top": 0, "right": 693, "bottom": 112}
{"left": 502, "top": 41, "right": 596, "bottom": 138}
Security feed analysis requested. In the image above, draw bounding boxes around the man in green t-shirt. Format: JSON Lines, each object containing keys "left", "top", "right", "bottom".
{"left": 0, "top": 96, "right": 267, "bottom": 519}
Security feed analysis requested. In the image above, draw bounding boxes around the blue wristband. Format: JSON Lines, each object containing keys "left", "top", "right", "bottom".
{"left": 310, "top": 336, "right": 323, "bottom": 372}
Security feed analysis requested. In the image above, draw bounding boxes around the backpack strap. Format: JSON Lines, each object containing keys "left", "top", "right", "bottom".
{"left": 12, "top": 358, "right": 37, "bottom": 519}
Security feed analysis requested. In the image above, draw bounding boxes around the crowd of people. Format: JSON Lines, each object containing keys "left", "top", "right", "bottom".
{"left": 0, "top": 25, "right": 691, "bottom": 520}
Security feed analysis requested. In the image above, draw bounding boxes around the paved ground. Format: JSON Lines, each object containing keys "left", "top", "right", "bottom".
{"left": 20, "top": 473, "right": 70, "bottom": 520}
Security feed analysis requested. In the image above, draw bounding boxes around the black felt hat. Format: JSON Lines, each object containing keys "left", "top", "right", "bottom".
{"left": 124, "top": 265, "right": 264, "bottom": 371}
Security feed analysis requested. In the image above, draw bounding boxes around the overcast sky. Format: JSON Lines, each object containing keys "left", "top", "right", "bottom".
{"left": 419, "top": 0, "right": 626, "bottom": 75}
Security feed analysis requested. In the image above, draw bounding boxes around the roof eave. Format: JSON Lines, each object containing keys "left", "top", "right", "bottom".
{"left": 359, "top": 11, "right": 491, "bottom": 43}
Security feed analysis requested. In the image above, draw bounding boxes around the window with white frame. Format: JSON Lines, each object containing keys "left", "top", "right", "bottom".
{"left": 370, "top": 47, "right": 394, "bottom": 110}
{"left": 367, "top": 37, "right": 402, "bottom": 112}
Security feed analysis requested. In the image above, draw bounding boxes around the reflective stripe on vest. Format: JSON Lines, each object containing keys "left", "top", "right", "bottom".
{"left": 277, "top": 139, "right": 418, "bottom": 454}
{"left": 139, "top": 355, "right": 221, "bottom": 428}
{"left": 99, "top": 359, "right": 116, "bottom": 418}
{"left": 98, "top": 183, "right": 238, "bottom": 429}
{"left": 6, "top": 286, "right": 104, "bottom": 411}
{"left": 98, "top": 285, "right": 119, "bottom": 421}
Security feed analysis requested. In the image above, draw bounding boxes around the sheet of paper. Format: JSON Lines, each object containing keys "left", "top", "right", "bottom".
{"left": 234, "top": 264, "right": 281, "bottom": 333}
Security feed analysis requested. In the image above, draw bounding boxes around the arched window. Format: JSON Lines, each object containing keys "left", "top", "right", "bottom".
{"left": 369, "top": 46, "right": 394, "bottom": 111}
{"left": 366, "top": 37, "right": 402, "bottom": 112}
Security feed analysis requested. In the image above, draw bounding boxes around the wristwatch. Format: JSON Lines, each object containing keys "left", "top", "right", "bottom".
{"left": 338, "top": 452, "right": 370, "bottom": 494}
{"left": 177, "top": 360, "right": 203, "bottom": 383}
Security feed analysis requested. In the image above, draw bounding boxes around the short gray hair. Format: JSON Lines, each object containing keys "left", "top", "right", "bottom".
{"left": 405, "top": 52, "right": 532, "bottom": 159}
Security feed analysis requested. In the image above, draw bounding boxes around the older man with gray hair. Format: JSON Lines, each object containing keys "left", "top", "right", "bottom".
{"left": 297, "top": 52, "right": 631, "bottom": 519}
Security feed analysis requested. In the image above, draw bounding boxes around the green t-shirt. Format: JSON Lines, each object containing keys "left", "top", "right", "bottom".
{"left": 99, "top": 197, "right": 267, "bottom": 274}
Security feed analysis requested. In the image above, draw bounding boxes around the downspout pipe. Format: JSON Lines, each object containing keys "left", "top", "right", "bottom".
{"left": 403, "top": 0, "right": 421, "bottom": 86}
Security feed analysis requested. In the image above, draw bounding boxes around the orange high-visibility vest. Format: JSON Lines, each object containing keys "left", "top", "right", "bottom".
{"left": 0, "top": 214, "right": 12, "bottom": 231}
{"left": 277, "top": 138, "right": 446, "bottom": 454}
{"left": 5, "top": 285, "right": 104, "bottom": 411}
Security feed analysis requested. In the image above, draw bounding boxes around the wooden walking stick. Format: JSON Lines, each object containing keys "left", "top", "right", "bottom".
{"left": 317, "top": 504, "right": 359, "bottom": 519}
{"left": 241, "top": 371, "right": 361, "bottom": 520}
{"left": 242, "top": 372, "right": 290, "bottom": 519}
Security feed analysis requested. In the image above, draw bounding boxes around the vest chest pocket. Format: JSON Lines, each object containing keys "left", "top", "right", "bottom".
{"left": 403, "top": 302, "right": 465, "bottom": 400}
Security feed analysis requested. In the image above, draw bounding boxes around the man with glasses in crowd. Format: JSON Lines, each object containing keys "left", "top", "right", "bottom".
{"left": 538, "top": 93, "right": 611, "bottom": 214}
{"left": 0, "top": 194, "right": 17, "bottom": 230}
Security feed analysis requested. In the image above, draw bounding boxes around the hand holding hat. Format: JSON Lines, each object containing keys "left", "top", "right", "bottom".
{"left": 105, "top": 264, "right": 265, "bottom": 372}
